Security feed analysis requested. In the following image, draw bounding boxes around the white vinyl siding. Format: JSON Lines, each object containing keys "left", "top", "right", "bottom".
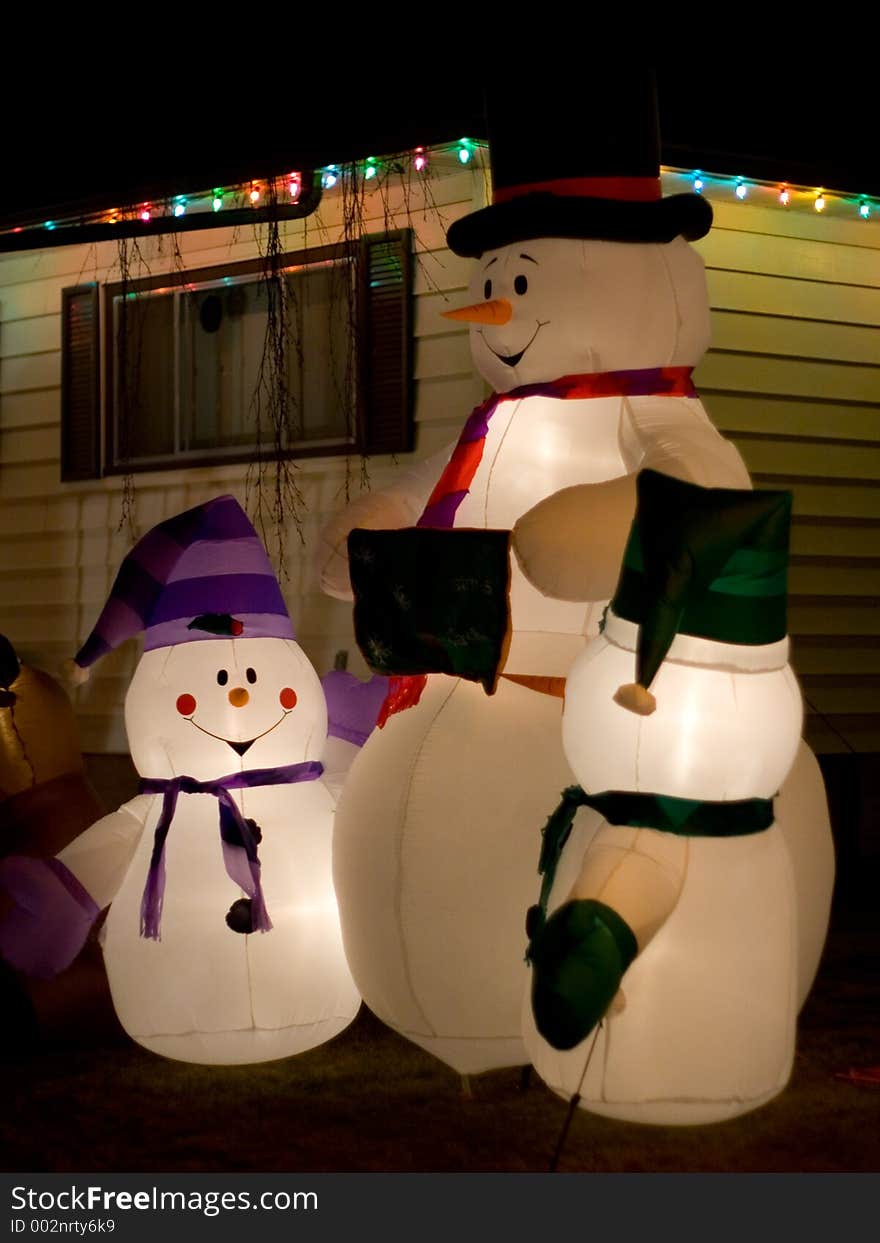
{"left": 692, "top": 196, "right": 880, "bottom": 754}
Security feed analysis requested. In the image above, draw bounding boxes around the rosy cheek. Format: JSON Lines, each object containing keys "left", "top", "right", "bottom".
{"left": 280, "top": 687, "right": 297, "bottom": 710}
{"left": 176, "top": 693, "right": 197, "bottom": 716}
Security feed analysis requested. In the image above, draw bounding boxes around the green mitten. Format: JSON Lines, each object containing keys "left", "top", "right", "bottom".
{"left": 529, "top": 898, "right": 637, "bottom": 1050}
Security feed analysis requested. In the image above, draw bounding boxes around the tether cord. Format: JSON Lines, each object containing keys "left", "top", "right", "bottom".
{"left": 549, "top": 1019, "right": 604, "bottom": 1173}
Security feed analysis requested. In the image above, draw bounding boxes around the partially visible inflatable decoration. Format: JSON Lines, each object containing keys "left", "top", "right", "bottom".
{"left": 523, "top": 470, "right": 806, "bottom": 1123}
{"left": 319, "top": 664, "right": 390, "bottom": 802}
{"left": 320, "top": 75, "right": 834, "bottom": 1077}
{"left": 0, "top": 634, "right": 111, "bottom": 1046}
{"left": 0, "top": 497, "right": 361, "bottom": 1065}
{"left": 0, "top": 634, "right": 103, "bottom": 858}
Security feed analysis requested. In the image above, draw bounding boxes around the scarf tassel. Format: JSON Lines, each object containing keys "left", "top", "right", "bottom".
{"left": 140, "top": 856, "right": 166, "bottom": 941}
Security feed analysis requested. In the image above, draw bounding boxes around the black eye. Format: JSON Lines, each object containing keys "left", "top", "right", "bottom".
{"left": 217, "top": 670, "right": 228, "bottom": 686}
{"left": 246, "top": 668, "right": 257, "bottom": 684}
{"left": 483, "top": 278, "right": 492, "bottom": 300}
{"left": 514, "top": 274, "right": 528, "bottom": 296}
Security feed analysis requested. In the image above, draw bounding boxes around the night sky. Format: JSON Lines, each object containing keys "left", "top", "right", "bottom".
{"left": 4, "top": 64, "right": 877, "bottom": 230}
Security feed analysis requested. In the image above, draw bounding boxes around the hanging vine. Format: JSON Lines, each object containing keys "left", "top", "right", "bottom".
{"left": 337, "top": 163, "right": 369, "bottom": 502}
{"left": 114, "top": 226, "right": 193, "bottom": 542}
{"left": 114, "top": 234, "right": 154, "bottom": 542}
{"left": 245, "top": 177, "right": 306, "bottom": 572}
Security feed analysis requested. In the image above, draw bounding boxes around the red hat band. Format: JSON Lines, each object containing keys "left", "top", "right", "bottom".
{"left": 494, "top": 176, "right": 662, "bottom": 205}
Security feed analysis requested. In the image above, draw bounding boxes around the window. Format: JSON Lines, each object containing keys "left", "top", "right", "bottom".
{"left": 61, "top": 231, "right": 413, "bottom": 481}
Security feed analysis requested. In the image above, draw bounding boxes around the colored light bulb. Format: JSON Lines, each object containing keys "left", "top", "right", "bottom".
{"left": 735, "top": 180, "right": 748, "bottom": 200}
{"left": 288, "top": 174, "right": 301, "bottom": 200}
{"left": 814, "top": 193, "right": 826, "bottom": 213}
{"left": 174, "top": 199, "right": 186, "bottom": 217}
{"left": 140, "top": 205, "right": 151, "bottom": 222}
{"left": 322, "top": 167, "right": 338, "bottom": 189}
{"left": 364, "top": 158, "right": 378, "bottom": 180}
{"left": 212, "top": 191, "right": 223, "bottom": 212}
{"left": 250, "top": 182, "right": 260, "bottom": 204}
{"left": 693, "top": 172, "right": 705, "bottom": 193}
{"left": 859, "top": 202, "right": 871, "bottom": 219}
{"left": 458, "top": 141, "right": 472, "bottom": 165}
{"left": 779, "top": 187, "right": 790, "bottom": 206}
{"left": 44, "top": 221, "right": 56, "bottom": 230}
{"left": 414, "top": 147, "right": 427, "bottom": 172}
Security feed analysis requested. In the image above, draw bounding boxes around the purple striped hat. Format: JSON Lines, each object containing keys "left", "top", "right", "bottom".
{"left": 72, "top": 496, "right": 294, "bottom": 676}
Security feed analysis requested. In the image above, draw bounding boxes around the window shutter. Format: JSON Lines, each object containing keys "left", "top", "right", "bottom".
{"left": 359, "top": 231, "right": 413, "bottom": 455}
{"left": 61, "top": 284, "right": 100, "bottom": 480}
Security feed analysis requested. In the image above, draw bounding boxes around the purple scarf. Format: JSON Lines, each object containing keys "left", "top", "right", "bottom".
{"left": 138, "top": 761, "right": 323, "bottom": 940}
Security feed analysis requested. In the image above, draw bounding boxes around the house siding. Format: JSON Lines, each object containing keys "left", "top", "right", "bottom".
{"left": 0, "top": 164, "right": 877, "bottom": 755}
{"left": 691, "top": 194, "right": 880, "bottom": 754}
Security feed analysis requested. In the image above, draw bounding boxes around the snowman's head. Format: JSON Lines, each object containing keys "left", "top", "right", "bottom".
{"left": 125, "top": 636, "right": 327, "bottom": 781}
{"left": 451, "top": 235, "right": 710, "bottom": 393}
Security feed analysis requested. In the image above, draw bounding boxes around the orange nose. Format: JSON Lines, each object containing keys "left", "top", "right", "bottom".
{"left": 441, "top": 297, "right": 512, "bottom": 325}
{"left": 228, "top": 687, "right": 249, "bottom": 708}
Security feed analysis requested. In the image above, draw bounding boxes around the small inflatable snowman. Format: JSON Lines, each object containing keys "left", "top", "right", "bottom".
{"left": 524, "top": 469, "right": 804, "bottom": 1123}
{"left": 319, "top": 78, "right": 833, "bottom": 1074}
{"left": 0, "top": 496, "right": 360, "bottom": 1065}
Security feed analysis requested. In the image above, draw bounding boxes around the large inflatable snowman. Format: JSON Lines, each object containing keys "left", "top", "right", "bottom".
{"left": 319, "top": 79, "right": 834, "bottom": 1074}
{"left": 523, "top": 469, "right": 805, "bottom": 1123}
{"left": 0, "top": 496, "right": 360, "bottom": 1065}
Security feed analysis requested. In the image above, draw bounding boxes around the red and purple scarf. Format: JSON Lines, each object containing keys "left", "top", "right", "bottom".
{"left": 378, "top": 366, "right": 697, "bottom": 725}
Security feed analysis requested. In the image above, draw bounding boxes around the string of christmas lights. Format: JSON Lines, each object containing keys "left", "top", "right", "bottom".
{"left": 683, "top": 168, "right": 873, "bottom": 219}
{"left": 3, "top": 140, "right": 877, "bottom": 246}
{"left": 82, "top": 154, "right": 880, "bottom": 227}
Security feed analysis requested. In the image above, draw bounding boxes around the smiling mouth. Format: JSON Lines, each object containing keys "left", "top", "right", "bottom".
{"left": 482, "top": 320, "right": 547, "bottom": 368}
{"left": 186, "top": 712, "right": 289, "bottom": 756}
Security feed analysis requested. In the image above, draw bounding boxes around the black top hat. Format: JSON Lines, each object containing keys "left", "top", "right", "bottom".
{"left": 446, "top": 76, "right": 712, "bottom": 257}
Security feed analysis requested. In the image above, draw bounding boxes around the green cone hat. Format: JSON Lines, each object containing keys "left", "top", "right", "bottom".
{"left": 610, "top": 470, "right": 792, "bottom": 715}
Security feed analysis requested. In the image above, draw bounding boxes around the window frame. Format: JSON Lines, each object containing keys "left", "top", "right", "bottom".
{"left": 60, "top": 229, "right": 413, "bottom": 482}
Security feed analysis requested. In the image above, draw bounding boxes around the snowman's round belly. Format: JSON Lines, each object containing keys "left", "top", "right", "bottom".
{"left": 102, "top": 784, "right": 359, "bottom": 1064}
{"left": 523, "top": 812, "right": 798, "bottom": 1123}
{"left": 332, "top": 675, "right": 578, "bottom": 1073}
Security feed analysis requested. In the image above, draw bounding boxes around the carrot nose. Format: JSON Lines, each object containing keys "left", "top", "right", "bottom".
{"left": 228, "top": 687, "right": 249, "bottom": 708}
{"left": 441, "top": 298, "right": 512, "bottom": 325}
